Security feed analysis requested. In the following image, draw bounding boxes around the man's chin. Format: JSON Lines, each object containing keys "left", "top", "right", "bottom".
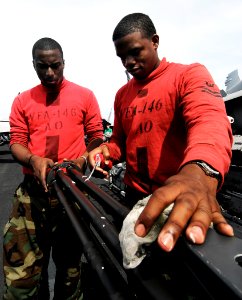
{"left": 42, "top": 81, "right": 60, "bottom": 89}
{"left": 133, "top": 73, "right": 147, "bottom": 80}
{"left": 129, "top": 69, "right": 147, "bottom": 80}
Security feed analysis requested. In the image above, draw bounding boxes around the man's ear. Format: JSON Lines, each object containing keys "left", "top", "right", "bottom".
{"left": 152, "top": 34, "right": 159, "bottom": 49}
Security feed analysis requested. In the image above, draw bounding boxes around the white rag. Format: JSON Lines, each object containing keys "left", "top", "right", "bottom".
{"left": 119, "top": 195, "right": 173, "bottom": 269}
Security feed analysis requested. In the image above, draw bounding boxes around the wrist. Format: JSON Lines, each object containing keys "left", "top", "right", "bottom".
{"left": 101, "top": 144, "right": 109, "bottom": 150}
{"left": 28, "top": 154, "right": 36, "bottom": 166}
{"left": 181, "top": 161, "right": 220, "bottom": 192}
{"left": 186, "top": 160, "right": 221, "bottom": 182}
{"left": 80, "top": 155, "right": 88, "bottom": 166}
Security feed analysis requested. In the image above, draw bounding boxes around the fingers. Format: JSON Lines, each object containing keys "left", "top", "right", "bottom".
{"left": 210, "top": 200, "right": 234, "bottom": 236}
{"left": 135, "top": 186, "right": 184, "bottom": 251}
{"left": 40, "top": 161, "right": 54, "bottom": 192}
{"left": 94, "top": 166, "right": 109, "bottom": 176}
{"left": 186, "top": 194, "right": 234, "bottom": 243}
{"left": 135, "top": 187, "right": 178, "bottom": 235}
{"left": 102, "top": 145, "right": 111, "bottom": 159}
{"left": 134, "top": 177, "right": 234, "bottom": 252}
{"left": 88, "top": 145, "right": 111, "bottom": 176}
{"left": 88, "top": 147, "right": 103, "bottom": 167}
{"left": 135, "top": 190, "right": 207, "bottom": 252}
{"left": 184, "top": 195, "right": 213, "bottom": 245}
{"left": 40, "top": 170, "right": 48, "bottom": 192}
{"left": 33, "top": 158, "right": 54, "bottom": 192}
{"left": 214, "top": 221, "right": 234, "bottom": 236}
{"left": 157, "top": 192, "right": 211, "bottom": 251}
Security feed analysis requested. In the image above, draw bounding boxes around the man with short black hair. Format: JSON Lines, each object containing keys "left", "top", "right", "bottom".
{"left": 3, "top": 37, "right": 103, "bottom": 299}
{"left": 89, "top": 13, "right": 234, "bottom": 253}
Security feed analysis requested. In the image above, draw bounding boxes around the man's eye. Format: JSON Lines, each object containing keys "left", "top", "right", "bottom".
{"left": 37, "top": 63, "right": 47, "bottom": 70}
{"left": 131, "top": 49, "right": 140, "bottom": 56}
{"left": 51, "top": 63, "right": 61, "bottom": 69}
{"left": 36, "top": 63, "right": 61, "bottom": 70}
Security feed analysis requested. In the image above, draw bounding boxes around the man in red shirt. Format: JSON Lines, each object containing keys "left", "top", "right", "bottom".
{"left": 3, "top": 37, "right": 103, "bottom": 299}
{"left": 89, "top": 13, "right": 234, "bottom": 253}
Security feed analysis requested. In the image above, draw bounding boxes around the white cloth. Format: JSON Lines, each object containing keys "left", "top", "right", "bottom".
{"left": 119, "top": 195, "right": 173, "bottom": 269}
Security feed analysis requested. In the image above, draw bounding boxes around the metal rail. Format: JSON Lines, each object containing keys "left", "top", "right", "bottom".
{"left": 47, "top": 162, "right": 242, "bottom": 300}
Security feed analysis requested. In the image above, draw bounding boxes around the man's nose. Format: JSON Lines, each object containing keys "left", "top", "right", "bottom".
{"left": 123, "top": 56, "right": 135, "bottom": 68}
{"left": 46, "top": 66, "right": 55, "bottom": 76}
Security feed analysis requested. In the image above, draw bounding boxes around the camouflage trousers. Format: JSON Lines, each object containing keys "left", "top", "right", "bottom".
{"left": 3, "top": 175, "right": 83, "bottom": 300}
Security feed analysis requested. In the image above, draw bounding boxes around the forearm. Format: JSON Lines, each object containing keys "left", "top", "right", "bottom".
{"left": 73, "top": 137, "right": 104, "bottom": 169}
{"left": 86, "top": 137, "right": 104, "bottom": 153}
{"left": 10, "top": 143, "right": 34, "bottom": 167}
{"left": 180, "top": 65, "right": 233, "bottom": 178}
{"left": 107, "top": 111, "right": 126, "bottom": 162}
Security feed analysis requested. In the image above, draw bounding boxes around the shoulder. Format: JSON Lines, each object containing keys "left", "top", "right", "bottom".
{"left": 20, "top": 83, "right": 42, "bottom": 95}
{"left": 180, "top": 63, "right": 216, "bottom": 87}
{"left": 64, "top": 79, "right": 95, "bottom": 96}
{"left": 116, "top": 79, "right": 133, "bottom": 98}
{"left": 185, "top": 63, "right": 210, "bottom": 75}
{"left": 167, "top": 61, "right": 206, "bottom": 74}
{"left": 167, "top": 62, "right": 215, "bottom": 88}
{"left": 12, "top": 84, "right": 41, "bottom": 105}
{"left": 175, "top": 62, "right": 211, "bottom": 79}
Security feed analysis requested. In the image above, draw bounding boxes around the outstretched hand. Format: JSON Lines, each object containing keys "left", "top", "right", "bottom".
{"left": 134, "top": 163, "right": 234, "bottom": 252}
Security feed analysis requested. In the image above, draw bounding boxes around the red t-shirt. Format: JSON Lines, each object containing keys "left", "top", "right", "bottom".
{"left": 10, "top": 78, "right": 103, "bottom": 174}
{"left": 106, "top": 58, "right": 233, "bottom": 194}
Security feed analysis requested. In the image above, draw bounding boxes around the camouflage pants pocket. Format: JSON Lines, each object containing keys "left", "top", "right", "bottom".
{"left": 3, "top": 186, "right": 43, "bottom": 299}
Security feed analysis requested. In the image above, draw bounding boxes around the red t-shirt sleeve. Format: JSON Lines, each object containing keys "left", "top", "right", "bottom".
{"left": 179, "top": 64, "right": 233, "bottom": 180}
{"left": 9, "top": 95, "right": 29, "bottom": 148}
{"left": 103, "top": 90, "right": 127, "bottom": 163}
{"left": 84, "top": 91, "right": 104, "bottom": 142}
